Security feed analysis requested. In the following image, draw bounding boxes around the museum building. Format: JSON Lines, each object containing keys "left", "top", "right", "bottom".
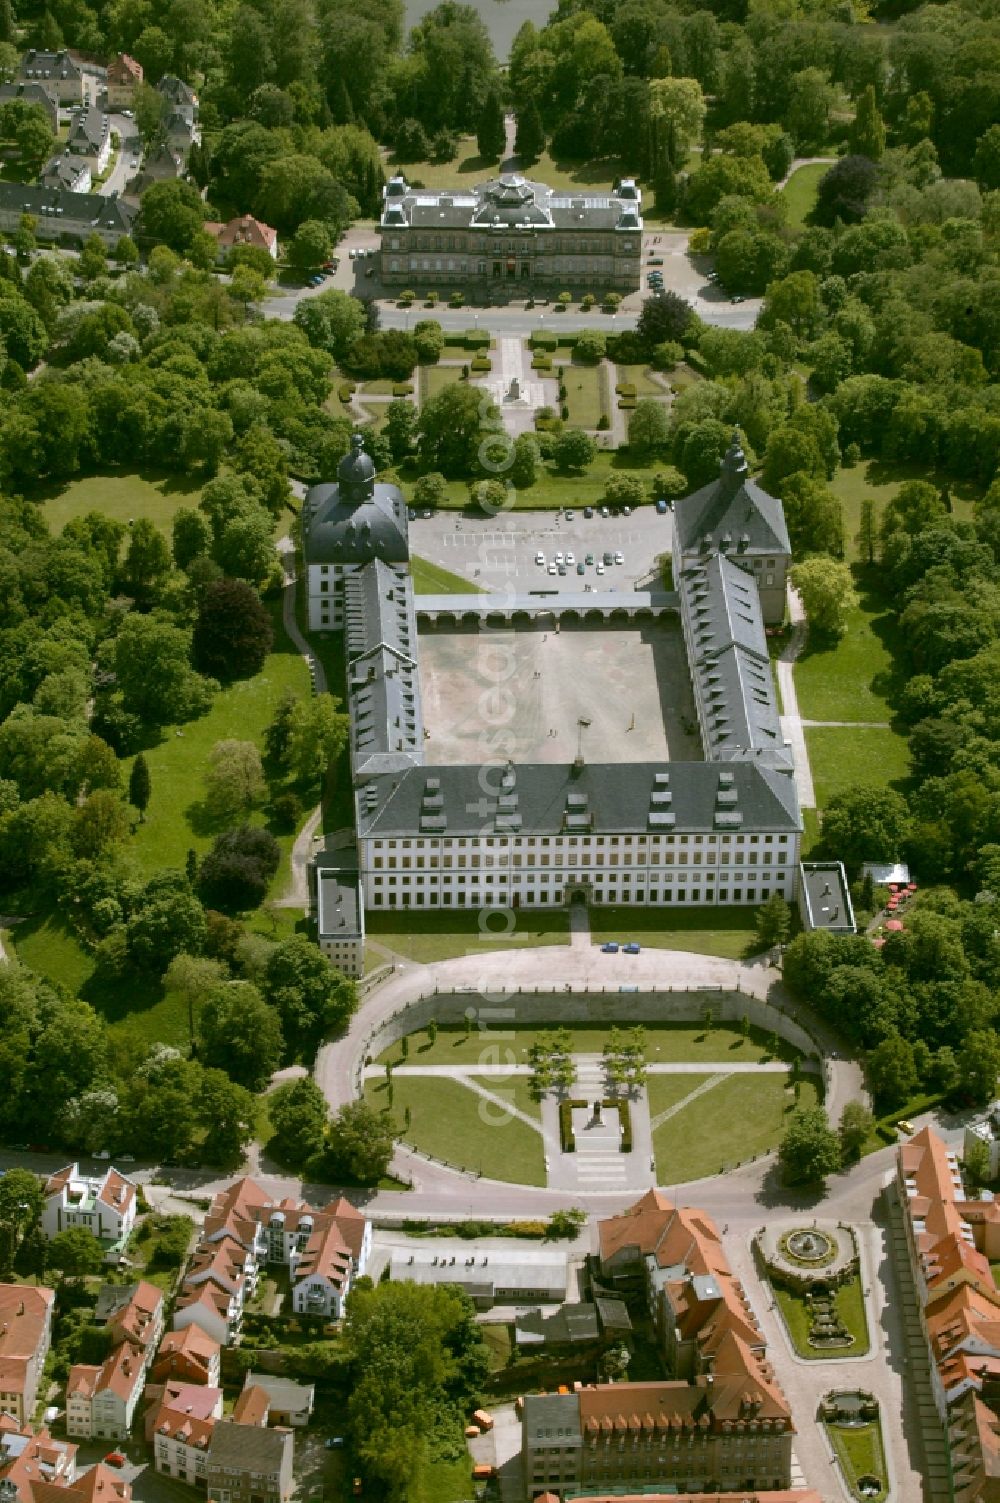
{"left": 303, "top": 434, "right": 801, "bottom": 972}
{"left": 378, "top": 173, "right": 643, "bottom": 295}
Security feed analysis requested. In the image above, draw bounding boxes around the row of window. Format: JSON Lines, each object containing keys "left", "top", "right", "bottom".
{"left": 366, "top": 887, "right": 782, "bottom": 907}
{"left": 372, "top": 852, "right": 790, "bottom": 869}
{"left": 384, "top": 236, "right": 629, "bottom": 254}
{"left": 371, "top": 835, "right": 791, "bottom": 850}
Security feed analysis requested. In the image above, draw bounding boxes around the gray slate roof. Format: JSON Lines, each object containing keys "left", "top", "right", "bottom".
{"left": 382, "top": 172, "right": 643, "bottom": 235}
{"left": 348, "top": 645, "right": 424, "bottom": 775}
{"left": 522, "top": 1392, "right": 582, "bottom": 1446}
{"left": 156, "top": 74, "right": 197, "bottom": 108}
{"left": 40, "top": 154, "right": 87, "bottom": 190}
{"left": 316, "top": 868, "right": 362, "bottom": 943}
{"left": 673, "top": 433, "right": 790, "bottom": 558}
{"left": 67, "top": 105, "right": 108, "bottom": 152}
{"left": 243, "top": 1373, "right": 314, "bottom": 1412}
{"left": 679, "top": 554, "right": 791, "bottom": 771}
{"left": 18, "top": 49, "right": 81, "bottom": 82}
{"left": 356, "top": 760, "right": 800, "bottom": 840}
{"left": 344, "top": 558, "right": 417, "bottom": 662}
{"left": 515, "top": 1303, "right": 600, "bottom": 1345}
{"left": 207, "top": 1421, "right": 290, "bottom": 1475}
{"left": 0, "top": 182, "right": 136, "bottom": 235}
{"left": 304, "top": 438, "right": 409, "bottom": 568}
{"left": 0, "top": 82, "right": 58, "bottom": 125}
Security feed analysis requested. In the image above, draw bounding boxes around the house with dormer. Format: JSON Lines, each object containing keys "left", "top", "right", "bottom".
{"left": 41, "top": 1166, "right": 136, "bottom": 1263}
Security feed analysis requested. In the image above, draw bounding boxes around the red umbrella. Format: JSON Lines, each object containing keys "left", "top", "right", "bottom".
{"left": 886, "top": 919, "right": 904, "bottom": 932}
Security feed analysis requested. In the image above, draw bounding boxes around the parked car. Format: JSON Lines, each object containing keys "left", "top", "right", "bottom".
{"left": 554, "top": 551, "right": 564, "bottom": 564}
{"left": 622, "top": 506, "right": 631, "bottom": 516}
{"left": 557, "top": 564, "right": 567, "bottom": 575}
{"left": 565, "top": 508, "right": 575, "bottom": 519}
{"left": 326, "top": 1438, "right": 345, "bottom": 1450}
{"left": 601, "top": 942, "right": 619, "bottom": 953}
{"left": 565, "top": 551, "right": 575, "bottom": 564}
{"left": 408, "top": 507, "right": 417, "bottom": 520}
{"left": 535, "top": 550, "right": 545, "bottom": 565}
{"left": 420, "top": 509, "right": 431, "bottom": 518}
{"left": 576, "top": 562, "right": 586, "bottom": 574}
{"left": 583, "top": 505, "right": 594, "bottom": 518}
{"left": 600, "top": 505, "right": 610, "bottom": 517}
{"left": 623, "top": 942, "right": 641, "bottom": 954}
{"left": 104, "top": 1455, "right": 126, "bottom": 1469}
{"left": 731, "top": 294, "right": 745, "bottom": 304}
{"left": 614, "top": 550, "right": 624, "bottom": 564}
{"left": 596, "top": 561, "right": 605, "bottom": 575}
{"left": 585, "top": 552, "right": 595, "bottom": 564}
{"left": 547, "top": 562, "right": 557, "bottom": 575}
{"left": 656, "top": 499, "right": 668, "bottom": 514}
{"left": 648, "top": 256, "right": 664, "bottom": 265}
{"left": 603, "top": 551, "right": 614, "bottom": 565}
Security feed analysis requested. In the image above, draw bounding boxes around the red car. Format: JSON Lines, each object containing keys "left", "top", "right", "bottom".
{"left": 104, "top": 1454, "right": 127, "bottom": 1469}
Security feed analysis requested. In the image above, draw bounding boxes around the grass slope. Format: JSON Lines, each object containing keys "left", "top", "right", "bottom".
{"left": 807, "top": 724, "right": 911, "bottom": 807}
{"left": 364, "top": 1074, "right": 546, "bottom": 1185}
{"left": 646, "top": 1073, "right": 714, "bottom": 1119}
{"left": 652, "top": 1073, "right": 820, "bottom": 1182}
{"left": 794, "top": 601, "right": 897, "bottom": 723}
{"left": 410, "top": 555, "right": 483, "bottom": 594}
{"left": 365, "top": 908, "right": 569, "bottom": 963}
{"left": 377, "top": 1022, "right": 801, "bottom": 1070}
{"left": 588, "top": 904, "right": 763, "bottom": 959}
{"left": 773, "top": 1273, "right": 870, "bottom": 1359}
{"left": 384, "top": 142, "right": 627, "bottom": 195}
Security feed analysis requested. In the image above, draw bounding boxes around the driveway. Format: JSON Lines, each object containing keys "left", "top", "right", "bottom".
{"left": 97, "top": 113, "right": 142, "bottom": 198}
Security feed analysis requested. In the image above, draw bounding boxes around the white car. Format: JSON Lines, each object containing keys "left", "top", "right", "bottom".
{"left": 565, "top": 551, "right": 575, "bottom": 565}
{"left": 600, "top": 505, "right": 610, "bottom": 517}
{"left": 547, "top": 562, "right": 557, "bottom": 575}
{"left": 614, "top": 551, "right": 624, "bottom": 564}
{"left": 596, "top": 561, "right": 605, "bottom": 575}
{"left": 554, "top": 551, "right": 564, "bottom": 565}
{"left": 535, "top": 551, "right": 545, "bottom": 565}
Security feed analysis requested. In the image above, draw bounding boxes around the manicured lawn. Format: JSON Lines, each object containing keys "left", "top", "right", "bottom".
{"left": 411, "top": 554, "right": 483, "bottom": 594}
{"left": 773, "top": 1272, "right": 870, "bottom": 1359}
{"left": 468, "top": 1074, "right": 543, "bottom": 1120}
{"left": 33, "top": 471, "right": 205, "bottom": 537}
{"left": 652, "top": 1073, "right": 820, "bottom": 1182}
{"left": 794, "top": 600, "right": 897, "bottom": 723}
{"left": 421, "top": 364, "right": 466, "bottom": 402}
{"left": 616, "top": 363, "right": 668, "bottom": 398}
{"left": 384, "top": 141, "right": 628, "bottom": 196}
{"left": 780, "top": 162, "right": 830, "bottom": 228}
{"left": 646, "top": 1073, "right": 713, "bottom": 1120}
{"left": 826, "top": 1418, "right": 888, "bottom": 1501}
{"left": 126, "top": 598, "right": 311, "bottom": 880}
{"left": 400, "top": 451, "right": 657, "bottom": 511}
{"left": 807, "top": 724, "right": 911, "bottom": 807}
{"left": 365, "top": 908, "right": 570, "bottom": 963}
{"left": 414, "top": 1454, "right": 478, "bottom": 1503}
{"left": 588, "top": 904, "right": 763, "bottom": 959}
{"left": 377, "top": 1022, "right": 802, "bottom": 1071}
{"left": 364, "top": 1074, "right": 546, "bottom": 1185}
{"left": 562, "top": 363, "right": 606, "bottom": 428}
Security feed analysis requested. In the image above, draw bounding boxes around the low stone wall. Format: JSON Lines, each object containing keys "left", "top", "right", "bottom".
{"left": 352, "top": 983, "right": 824, "bottom": 1096}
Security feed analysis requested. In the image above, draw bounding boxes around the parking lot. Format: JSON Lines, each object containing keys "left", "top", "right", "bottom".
{"left": 411, "top": 506, "right": 673, "bottom": 594}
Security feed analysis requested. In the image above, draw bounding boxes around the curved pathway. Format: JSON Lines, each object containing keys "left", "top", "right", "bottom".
{"left": 277, "top": 534, "right": 327, "bottom": 909}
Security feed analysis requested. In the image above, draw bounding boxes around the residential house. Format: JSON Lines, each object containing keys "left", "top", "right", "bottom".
{"left": 125, "top": 142, "right": 184, "bottom": 199}
{"left": 0, "top": 185, "right": 136, "bottom": 247}
{"left": 65, "top": 107, "right": 111, "bottom": 175}
{"left": 16, "top": 51, "right": 87, "bottom": 108}
{"left": 897, "top": 1125, "right": 1000, "bottom": 1503}
{"left": 203, "top": 216, "right": 279, "bottom": 262}
{"left": 0, "top": 1285, "right": 56, "bottom": 1425}
{"left": 0, "top": 83, "right": 58, "bottom": 129}
{"left": 523, "top": 1343, "right": 795, "bottom": 1500}
{"left": 966, "top": 1105, "right": 1000, "bottom": 1183}
{"left": 671, "top": 431, "right": 792, "bottom": 626}
{"left": 172, "top": 1227, "right": 260, "bottom": 1347}
{"left": 205, "top": 1421, "right": 293, "bottom": 1503}
{"left": 65, "top": 1284, "right": 164, "bottom": 1441}
{"left": 241, "top": 1375, "right": 314, "bottom": 1428}
{"left": 144, "top": 1382, "right": 222, "bottom": 1488}
{"left": 106, "top": 55, "right": 142, "bottom": 109}
{"left": 156, "top": 75, "right": 197, "bottom": 122}
{"left": 155, "top": 77, "right": 199, "bottom": 150}
{"left": 44, "top": 1465, "right": 131, "bottom": 1503}
{"left": 40, "top": 1166, "right": 137, "bottom": 1259}
{"left": 0, "top": 1415, "right": 76, "bottom": 1502}
{"left": 232, "top": 1386, "right": 270, "bottom": 1428}
{"left": 150, "top": 1328, "right": 221, "bottom": 1389}
{"left": 290, "top": 1201, "right": 369, "bottom": 1320}
{"left": 40, "top": 154, "right": 91, "bottom": 193}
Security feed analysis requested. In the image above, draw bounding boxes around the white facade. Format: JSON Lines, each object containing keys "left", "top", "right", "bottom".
{"left": 308, "top": 561, "right": 349, "bottom": 631}
{"left": 360, "top": 828, "right": 799, "bottom": 912}
{"left": 41, "top": 1165, "right": 136, "bottom": 1254}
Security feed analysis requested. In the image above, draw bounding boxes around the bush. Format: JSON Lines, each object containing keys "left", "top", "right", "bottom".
{"left": 603, "top": 292, "right": 623, "bottom": 313}
{"left": 557, "top": 291, "right": 572, "bottom": 306}
{"left": 597, "top": 414, "right": 610, "bottom": 430}
{"left": 561, "top": 403, "right": 569, "bottom": 420}
{"left": 470, "top": 356, "right": 491, "bottom": 371}
{"left": 337, "top": 381, "right": 355, "bottom": 402}
{"left": 559, "top": 1099, "right": 586, "bottom": 1152}
{"left": 575, "top": 329, "right": 607, "bottom": 363}
{"left": 270, "top": 791, "right": 303, "bottom": 832}
{"left": 610, "top": 1098, "right": 632, "bottom": 1152}
{"left": 581, "top": 293, "right": 596, "bottom": 310}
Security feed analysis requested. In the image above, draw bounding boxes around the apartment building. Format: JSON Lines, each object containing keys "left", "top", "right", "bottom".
{"left": 40, "top": 1167, "right": 136, "bottom": 1259}
{"left": 150, "top": 1328, "right": 221, "bottom": 1389}
{"left": 66, "top": 1284, "right": 164, "bottom": 1441}
{"left": 205, "top": 1421, "right": 293, "bottom": 1503}
{"left": 897, "top": 1125, "right": 1000, "bottom": 1503}
{"left": 106, "top": 55, "right": 142, "bottom": 109}
{"left": 379, "top": 173, "right": 642, "bottom": 294}
{"left": 15, "top": 51, "right": 88, "bottom": 107}
{"left": 65, "top": 107, "right": 111, "bottom": 174}
{"left": 144, "top": 1382, "right": 223, "bottom": 1487}
{"left": 0, "top": 1415, "right": 77, "bottom": 1503}
{"left": 0, "top": 1286, "right": 55, "bottom": 1425}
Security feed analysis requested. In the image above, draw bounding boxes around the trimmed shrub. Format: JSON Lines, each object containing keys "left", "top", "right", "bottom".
{"left": 337, "top": 381, "right": 355, "bottom": 402}
{"left": 619, "top": 395, "right": 637, "bottom": 409}
{"left": 464, "top": 328, "right": 490, "bottom": 349}
{"left": 530, "top": 330, "right": 557, "bottom": 350}
{"left": 597, "top": 414, "right": 611, "bottom": 431}
{"left": 392, "top": 381, "right": 414, "bottom": 396}
{"left": 615, "top": 382, "right": 636, "bottom": 397}
{"left": 470, "top": 356, "right": 491, "bottom": 372}
{"left": 559, "top": 1099, "right": 586, "bottom": 1153}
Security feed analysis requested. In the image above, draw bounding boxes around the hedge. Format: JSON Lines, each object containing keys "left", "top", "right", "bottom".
{"left": 559, "top": 1098, "right": 586, "bottom": 1153}
{"left": 615, "top": 382, "right": 636, "bottom": 397}
{"left": 606, "top": 1098, "right": 633, "bottom": 1153}
{"left": 464, "top": 328, "right": 491, "bottom": 349}
{"left": 471, "top": 356, "right": 491, "bottom": 372}
{"left": 618, "top": 395, "right": 637, "bottom": 409}
{"left": 532, "top": 354, "right": 552, "bottom": 370}
{"left": 392, "top": 382, "right": 414, "bottom": 396}
{"left": 530, "top": 330, "right": 558, "bottom": 350}
{"left": 337, "top": 381, "right": 355, "bottom": 401}
{"left": 685, "top": 349, "right": 710, "bottom": 377}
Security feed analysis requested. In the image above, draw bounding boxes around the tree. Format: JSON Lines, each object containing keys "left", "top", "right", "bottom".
{"left": 139, "top": 179, "right": 207, "bottom": 254}
{"left": 510, "top": 433, "right": 539, "bottom": 490}
{"left": 15, "top": 113, "right": 53, "bottom": 173}
{"left": 114, "top": 615, "right": 213, "bottom": 728}
{"left": 78, "top": 233, "right": 108, "bottom": 283}
{"left": 198, "top": 980, "right": 284, "bottom": 1091}
{"left": 963, "top": 1139, "right": 993, "bottom": 1194}
{"left": 857, "top": 498, "right": 877, "bottom": 565}
{"left": 957, "top": 1030, "right": 1000, "bottom": 1107}
{"left": 215, "top": 508, "right": 275, "bottom": 587}
{"left": 603, "top": 473, "right": 645, "bottom": 511}
{"left": 649, "top": 76, "right": 706, "bottom": 169}
{"left": 476, "top": 86, "right": 505, "bottom": 162}
{"left": 839, "top": 1100, "right": 874, "bottom": 1163}
{"left": 973, "top": 127, "right": 1000, "bottom": 192}
{"left": 812, "top": 156, "right": 880, "bottom": 227}
{"left": 411, "top": 472, "right": 447, "bottom": 511}
{"left": 867, "top": 1032, "right": 918, "bottom": 1107}
{"left": 417, "top": 382, "right": 497, "bottom": 478}
{"left": 822, "top": 784, "right": 910, "bottom": 873}
{"left": 637, "top": 292, "right": 693, "bottom": 354}
{"left": 283, "top": 694, "right": 350, "bottom": 784}
{"left": 780, "top": 474, "right": 845, "bottom": 558}
{"left": 384, "top": 400, "right": 418, "bottom": 463}
{"left": 851, "top": 85, "right": 885, "bottom": 162}
{"left": 128, "top": 876, "right": 207, "bottom": 972}
{"left": 0, "top": 1168, "right": 43, "bottom": 1270}
{"left": 327, "top": 1100, "right": 397, "bottom": 1183}
{"left": 172, "top": 508, "right": 212, "bottom": 571}
{"left": 779, "top": 1106, "right": 841, "bottom": 1185}
{"left": 553, "top": 428, "right": 597, "bottom": 473}
{"left": 204, "top": 740, "right": 265, "bottom": 821}
{"left": 192, "top": 578, "right": 274, "bottom": 682}
{"left": 73, "top": 790, "right": 129, "bottom": 859}
{"left": 268, "top": 1077, "right": 329, "bottom": 1166}
{"left": 289, "top": 219, "right": 334, "bottom": 271}
{"left": 514, "top": 100, "right": 544, "bottom": 163}
{"left": 293, "top": 289, "right": 367, "bottom": 362}
{"left": 163, "top": 951, "right": 229, "bottom": 1048}
{"left": 47, "top": 1226, "right": 106, "bottom": 1276}
{"left": 545, "top": 1208, "right": 587, "bottom": 1240}
{"left": 264, "top": 934, "right": 356, "bottom": 1058}
{"left": 200, "top": 1068, "right": 256, "bottom": 1165}
{"left": 755, "top": 894, "right": 791, "bottom": 950}
{"left": 412, "top": 320, "right": 444, "bottom": 366}
{"left": 128, "top": 753, "right": 151, "bottom": 823}
{"left": 121, "top": 518, "right": 172, "bottom": 603}
{"left": 786, "top": 68, "right": 834, "bottom": 152}
{"left": 791, "top": 557, "right": 858, "bottom": 638}
{"left": 197, "top": 825, "right": 281, "bottom": 912}
{"left": 628, "top": 400, "right": 670, "bottom": 459}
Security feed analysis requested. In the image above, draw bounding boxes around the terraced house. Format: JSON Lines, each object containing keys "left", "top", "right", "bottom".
{"left": 378, "top": 173, "right": 643, "bottom": 295}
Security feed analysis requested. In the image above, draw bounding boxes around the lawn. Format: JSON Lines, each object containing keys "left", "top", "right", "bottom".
{"left": 562, "top": 362, "right": 606, "bottom": 428}
{"left": 126, "top": 597, "right": 311, "bottom": 879}
{"left": 652, "top": 1073, "right": 820, "bottom": 1182}
{"left": 646, "top": 1073, "right": 713, "bottom": 1120}
{"left": 420, "top": 364, "right": 466, "bottom": 402}
{"left": 831, "top": 460, "right": 978, "bottom": 564}
{"left": 480, "top": 1322, "right": 513, "bottom": 1372}
{"left": 468, "top": 1073, "right": 543, "bottom": 1120}
{"left": 588, "top": 903, "right": 764, "bottom": 959}
{"left": 773, "top": 1272, "right": 870, "bottom": 1359}
{"left": 616, "top": 363, "right": 669, "bottom": 398}
{"left": 826, "top": 1418, "right": 888, "bottom": 1502}
{"left": 365, "top": 907, "right": 569, "bottom": 963}
{"left": 410, "top": 554, "right": 483, "bottom": 594}
{"left": 413, "top": 1454, "right": 477, "bottom": 1503}
{"left": 400, "top": 450, "right": 657, "bottom": 511}
{"left": 384, "top": 141, "right": 629, "bottom": 196}
{"left": 806, "top": 724, "right": 911, "bottom": 807}
{"left": 32, "top": 470, "right": 206, "bottom": 537}
{"left": 377, "top": 1021, "right": 802, "bottom": 1070}
{"left": 794, "top": 600, "right": 898, "bottom": 723}
{"left": 780, "top": 162, "right": 830, "bottom": 228}
{"left": 364, "top": 1074, "right": 546, "bottom": 1185}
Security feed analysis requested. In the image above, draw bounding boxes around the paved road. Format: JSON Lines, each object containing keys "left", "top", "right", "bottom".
{"left": 777, "top": 585, "right": 817, "bottom": 810}
{"left": 97, "top": 112, "right": 142, "bottom": 199}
